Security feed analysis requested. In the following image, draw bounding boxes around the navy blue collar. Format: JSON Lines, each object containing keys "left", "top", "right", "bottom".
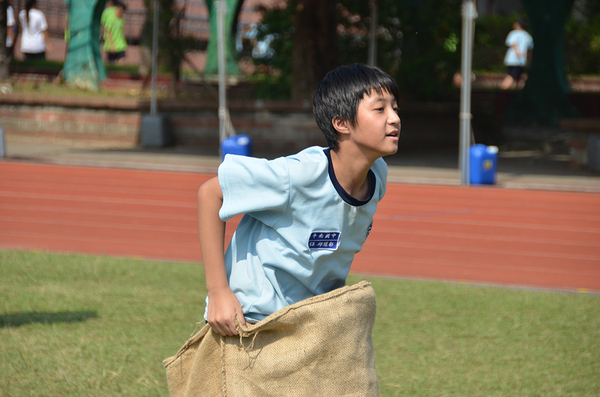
{"left": 324, "top": 148, "right": 375, "bottom": 206}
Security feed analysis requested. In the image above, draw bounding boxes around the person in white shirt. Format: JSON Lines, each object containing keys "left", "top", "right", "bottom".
{"left": 7, "top": 2, "right": 16, "bottom": 56}
{"left": 19, "top": 0, "right": 51, "bottom": 60}
{"left": 500, "top": 19, "right": 534, "bottom": 90}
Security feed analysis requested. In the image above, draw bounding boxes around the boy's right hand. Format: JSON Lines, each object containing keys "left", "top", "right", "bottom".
{"left": 206, "top": 287, "right": 247, "bottom": 336}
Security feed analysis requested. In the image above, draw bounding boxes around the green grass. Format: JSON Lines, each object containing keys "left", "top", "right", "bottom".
{"left": 1, "top": 250, "right": 598, "bottom": 396}
{"left": 11, "top": 59, "right": 142, "bottom": 75}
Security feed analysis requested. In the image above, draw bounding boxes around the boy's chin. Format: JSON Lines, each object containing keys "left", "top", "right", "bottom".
{"left": 382, "top": 144, "right": 399, "bottom": 157}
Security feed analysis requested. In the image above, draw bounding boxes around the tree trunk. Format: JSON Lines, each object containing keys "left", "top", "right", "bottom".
{"left": 0, "top": 0, "right": 9, "bottom": 81}
{"left": 507, "top": 0, "right": 578, "bottom": 126}
{"left": 291, "top": 0, "right": 339, "bottom": 101}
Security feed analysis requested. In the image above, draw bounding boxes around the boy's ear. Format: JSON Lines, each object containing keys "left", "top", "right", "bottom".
{"left": 332, "top": 116, "right": 351, "bottom": 136}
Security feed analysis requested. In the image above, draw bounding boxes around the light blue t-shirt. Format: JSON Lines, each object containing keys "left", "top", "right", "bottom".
{"left": 206, "top": 146, "right": 387, "bottom": 322}
{"left": 504, "top": 30, "right": 533, "bottom": 67}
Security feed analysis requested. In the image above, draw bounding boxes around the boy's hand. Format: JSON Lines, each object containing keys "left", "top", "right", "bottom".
{"left": 206, "top": 286, "right": 247, "bottom": 336}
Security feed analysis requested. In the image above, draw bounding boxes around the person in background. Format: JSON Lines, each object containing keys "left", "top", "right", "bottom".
{"left": 6, "top": 0, "right": 16, "bottom": 58}
{"left": 19, "top": 0, "right": 51, "bottom": 61}
{"left": 500, "top": 19, "right": 533, "bottom": 90}
{"left": 101, "top": 1, "right": 128, "bottom": 64}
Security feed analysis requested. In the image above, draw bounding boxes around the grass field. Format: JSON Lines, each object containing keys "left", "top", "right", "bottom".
{"left": 1, "top": 249, "right": 598, "bottom": 396}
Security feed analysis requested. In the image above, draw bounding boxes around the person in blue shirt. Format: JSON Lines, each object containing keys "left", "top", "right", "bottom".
{"left": 198, "top": 64, "right": 401, "bottom": 336}
{"left": 501, "top": 19, "right": 534, "bottom": 90}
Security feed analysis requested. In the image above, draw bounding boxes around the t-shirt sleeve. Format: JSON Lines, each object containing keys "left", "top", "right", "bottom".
{"left": 218, "top": 155, "right": 290, "bottom": 225}
{"left": 39, "top": 13, "right": 48, "bottom": 31}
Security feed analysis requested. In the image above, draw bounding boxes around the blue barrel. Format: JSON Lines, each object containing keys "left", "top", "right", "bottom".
{"left": 470, "top": 144, "right": 498, "bottom": 185}
{"left": 220, "top": 135, "right": 253, "bottom": 160}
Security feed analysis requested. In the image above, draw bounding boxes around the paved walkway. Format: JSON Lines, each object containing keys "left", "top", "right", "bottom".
{"left": 4, "top": 135, "right": 600, "bottom": 193}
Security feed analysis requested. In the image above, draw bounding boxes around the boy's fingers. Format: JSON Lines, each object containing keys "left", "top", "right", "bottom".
{"left": 236, "top": 309, "right": 248, "bottom": 330}
{"left": 209, "top": 319, "right": 237, "bottom": 336}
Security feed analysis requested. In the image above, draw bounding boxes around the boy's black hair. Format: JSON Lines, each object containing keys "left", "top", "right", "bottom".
{"left": 313, "top": 64, "right": 399, "bottom": 150}
{"left": 516, "top": 18, "right": 529, "bottom": 30}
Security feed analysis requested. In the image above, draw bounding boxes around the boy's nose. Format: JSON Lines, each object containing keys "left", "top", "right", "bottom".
{"left": 388, "top": 110, "right": 401, "bottom": 125}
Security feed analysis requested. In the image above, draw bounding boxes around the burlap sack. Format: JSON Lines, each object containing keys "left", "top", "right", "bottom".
{"left": 163, "top": 280, "right": 379, "bottom": 397}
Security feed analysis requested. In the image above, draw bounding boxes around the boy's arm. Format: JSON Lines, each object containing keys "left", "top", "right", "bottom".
{"left": 197, "top": 177, "right": 247, "bottom": 336}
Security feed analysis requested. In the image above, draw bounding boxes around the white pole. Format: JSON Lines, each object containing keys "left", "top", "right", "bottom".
{"left": 368, "top": 0, "right": 378, "bottom": 67}
{"left": 459, "top": 0, "right": 477, "bottom": 186}
{"left": 150, "top": 0, "right": 159, "bottom": 116}
{"left": 217, "top": 0, "right": 228, "bottom": 145}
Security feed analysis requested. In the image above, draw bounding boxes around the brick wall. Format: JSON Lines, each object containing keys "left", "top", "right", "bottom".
{"left": 0, "top": 93, "right": 463, "bottom": 157}
{"left": 0, "top": 94, "right": 328, "bottom": 156}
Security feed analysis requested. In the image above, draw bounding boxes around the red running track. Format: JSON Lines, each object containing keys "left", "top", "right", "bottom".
{"left": 1, "top": 161, "right": 599, "bottom": 293}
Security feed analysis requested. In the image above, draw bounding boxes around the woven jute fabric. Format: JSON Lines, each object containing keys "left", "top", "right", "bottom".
{"left": 163, "top": 280, "right": 379, "bottom": 396}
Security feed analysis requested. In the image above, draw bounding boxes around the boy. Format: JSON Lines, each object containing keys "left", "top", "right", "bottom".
{"left": 198, "top": 64, "right": 401, "bottom": 336}
{"left": 500, "top": 19, "right": 533, "bottom": 90}
{"left": 101, "top": 1, "right": 128, "bottom": 64}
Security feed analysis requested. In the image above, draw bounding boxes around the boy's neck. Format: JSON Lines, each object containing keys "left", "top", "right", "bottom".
{"left": 329, "top": 147, "right": 374, "bottom": 201}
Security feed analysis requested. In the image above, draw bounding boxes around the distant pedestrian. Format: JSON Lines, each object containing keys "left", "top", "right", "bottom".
{"left": 500, "top": 19, "right": 533, "bottom": 90}
{"left": 19, "top": 0, "right": 50, "bottom": 61}
{"left": 6, "top": 1, "right": 16, "bottom": 58}
{"left": 101, "top": 1, "right": 128, "bottom": 64}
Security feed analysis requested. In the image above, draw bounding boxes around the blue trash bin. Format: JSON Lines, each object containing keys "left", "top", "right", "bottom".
{"left": 470, "top": 144, "right": 498, "bottom": 185}
{"left": 220, "top": 135, "right": 253, "bottom": 160}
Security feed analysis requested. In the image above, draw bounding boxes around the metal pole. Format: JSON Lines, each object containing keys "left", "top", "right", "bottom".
{"left": 459, "top": 0, "right": 477, "bottom": 186}
{"left": 368, "top": 0, "right": 378, "bottom": 67}
{"left": 0, "top": 126, "right": 5, "bottom": 158}
{"left": 150, "top": 0, "right": 159, "bottom": 116}
{"left": 217, "top": 0, "right": 228, "bottom": 144}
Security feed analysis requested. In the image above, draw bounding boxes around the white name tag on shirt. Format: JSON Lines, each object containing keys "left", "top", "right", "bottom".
{"left": 308, "top": 231, "right": 341, "bottom": 250}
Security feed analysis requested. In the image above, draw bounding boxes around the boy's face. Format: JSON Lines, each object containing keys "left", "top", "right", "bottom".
{"left": 346, "top": 89, "right": 400, "bottom": 158}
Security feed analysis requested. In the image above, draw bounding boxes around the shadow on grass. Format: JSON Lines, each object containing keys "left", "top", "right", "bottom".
{"left": 0, "top": 311, "right": 99, "bottom": 328}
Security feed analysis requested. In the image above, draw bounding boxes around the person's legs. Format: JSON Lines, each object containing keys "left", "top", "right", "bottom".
{"left": 107, "top": 51, "right": 125, "bottom": 64}
{"left": 500, "top": 75, "right": 515, "bottom": 90}
{"left": 24, "top": 52, "right": 46, "bottom": 61}
{"left": 114, "top": 51, "right": 126, "bottom": 65}
{"left": 501, "top": 66, "right": 524, "bottom": 90}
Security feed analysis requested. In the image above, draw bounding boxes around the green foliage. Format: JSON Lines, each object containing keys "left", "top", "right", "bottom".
{"left": 246, "top": 68, "right": 292, "bottom": 100}
{"left": 252, "top": 0, "right": 464, "bottom": 101}
{"left": 142, "top": 0, "right": 201, "bottom": 86}
{"left": 248, "top": 1, "right": 296, "bottom": 99}
{"left": 249, "top": 1, "right": 599, "bottom": 101}
{"left": 10, "top": 59, "right": 65, "bottom": 72}
{"left": 564, "top": 0, "right": 600, "bottom": 76}
{"left": 378, "top": 0, "right": 463, "bottom": 100}
{"left": 472, "top": 13, "right": 519, "bottom": 73}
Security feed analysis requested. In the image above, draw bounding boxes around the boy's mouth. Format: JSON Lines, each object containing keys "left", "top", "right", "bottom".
{"left": 387, "top": 129, "right": 400, "bottom": 138}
